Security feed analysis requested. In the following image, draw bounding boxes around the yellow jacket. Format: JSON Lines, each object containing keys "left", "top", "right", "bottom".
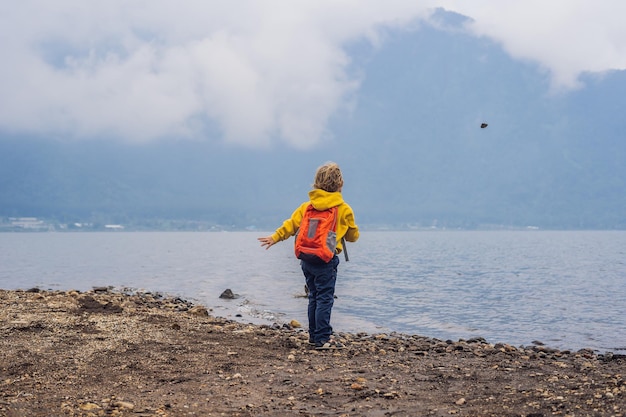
{"left": 271, "top": 189, "right": 359, "bottom": 253}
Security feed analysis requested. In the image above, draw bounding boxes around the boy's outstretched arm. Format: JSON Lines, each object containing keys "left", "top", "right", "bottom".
{"left": 258, "top": 236, "right": 276, "bottom": 249}
{"left": 259, "top": 204, "right": 305, "bottom": 250}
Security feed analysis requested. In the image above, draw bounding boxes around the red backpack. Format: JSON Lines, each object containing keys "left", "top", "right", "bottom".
{"left": 294, "top": 204, "right": 338, "bottom": 264}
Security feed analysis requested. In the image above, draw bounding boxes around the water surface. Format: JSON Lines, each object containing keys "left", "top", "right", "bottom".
{"left": 1, "top": 230, "right": 624, "bottom": 353}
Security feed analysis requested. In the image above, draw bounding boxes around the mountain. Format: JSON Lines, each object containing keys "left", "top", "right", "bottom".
{"left": 334, "top": 23, "right": 626, "bottom": 229}
{"left": 1, "top": 23, "right": 625, "bottom": 230}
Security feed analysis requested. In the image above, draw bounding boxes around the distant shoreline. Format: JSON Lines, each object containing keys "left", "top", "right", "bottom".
{"left": 4, "top": 216, "right": 626, "bottom": 233}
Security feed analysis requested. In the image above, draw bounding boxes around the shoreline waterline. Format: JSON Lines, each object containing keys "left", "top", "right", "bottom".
{"left": 8, "top": 285, "right": 625, "bottom": 356}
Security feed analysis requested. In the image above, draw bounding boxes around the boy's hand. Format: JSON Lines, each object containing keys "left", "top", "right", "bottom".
{"left": 258, "top": 236, "right": 276, "bottom": 249}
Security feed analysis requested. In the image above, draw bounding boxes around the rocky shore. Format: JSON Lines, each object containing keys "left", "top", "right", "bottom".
{"left": 0, "top": 288, "right": 624, "bottom": 416}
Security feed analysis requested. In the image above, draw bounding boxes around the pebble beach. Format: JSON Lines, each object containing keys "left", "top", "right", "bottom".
{"left": 1, "top": 288, "right": 624, "bottom": 416}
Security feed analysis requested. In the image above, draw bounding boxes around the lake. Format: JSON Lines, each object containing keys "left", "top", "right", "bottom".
{"left": 1, "top": 230, "right": 624, "bottom": 353}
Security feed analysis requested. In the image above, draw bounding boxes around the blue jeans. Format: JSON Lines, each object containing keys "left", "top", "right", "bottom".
{"left": 301, "top": 256, "right": 340, "bottom": 344}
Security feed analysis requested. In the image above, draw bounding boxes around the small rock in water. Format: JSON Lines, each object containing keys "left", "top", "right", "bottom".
{"left": 219, "top": 289, "right": 239, "bottom": 299}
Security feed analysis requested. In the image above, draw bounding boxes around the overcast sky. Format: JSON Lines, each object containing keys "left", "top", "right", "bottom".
{"left": 1, "top": 1, "right": 625, "bottom": 148}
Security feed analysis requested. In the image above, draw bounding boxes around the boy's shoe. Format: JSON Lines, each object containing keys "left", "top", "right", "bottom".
{"left": 315, "top": 340, "right": 344, "bottom": 350}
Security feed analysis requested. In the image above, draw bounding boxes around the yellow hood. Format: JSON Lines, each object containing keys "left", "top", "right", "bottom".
{"left": 308, "top": 189, "right": 344, "bottom": 211}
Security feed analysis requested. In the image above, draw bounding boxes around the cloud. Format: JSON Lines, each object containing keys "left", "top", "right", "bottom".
{"left": 0, "top": 1, "right": 430, "bottom": 148}
{"left": 1, "top": 1, "right": 625, "bottom": 147}
{"left": 437, "top": 1, "right": 626, "bottom": 90}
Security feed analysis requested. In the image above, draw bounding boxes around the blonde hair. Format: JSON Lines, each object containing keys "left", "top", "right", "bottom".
{"left": 313, "top": 162, "right": 344, "bottom": 192}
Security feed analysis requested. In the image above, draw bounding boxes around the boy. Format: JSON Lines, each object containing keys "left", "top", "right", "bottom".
{"left": 258, "top": 162, "right": 359, "bottom": 349}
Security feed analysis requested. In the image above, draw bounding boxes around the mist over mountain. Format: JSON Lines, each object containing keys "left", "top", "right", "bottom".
{"left": 1, "top": 21, "right": 625, "bottom": 230}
